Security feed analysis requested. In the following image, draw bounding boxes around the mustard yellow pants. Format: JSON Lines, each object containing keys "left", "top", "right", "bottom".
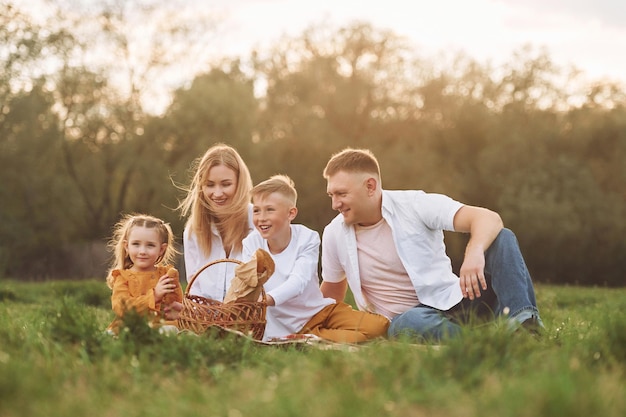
{"left": 298, "top": 302, "right": 389, "bottom": 343}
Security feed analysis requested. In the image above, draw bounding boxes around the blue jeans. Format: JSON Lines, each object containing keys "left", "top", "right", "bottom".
{"left": 388, "top": 228, "right": 543, "bottom": 341}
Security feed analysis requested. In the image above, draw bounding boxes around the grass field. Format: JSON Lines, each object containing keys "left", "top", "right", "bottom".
{"left": 0, "top": 280, "right": 625, "bottom": 417}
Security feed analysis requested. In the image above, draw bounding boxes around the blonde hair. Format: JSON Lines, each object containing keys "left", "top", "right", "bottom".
{"left": 177, "top": 143, "right": 253, "bottom": 256}
{"left": 323, "top": 148, "right": 381, "bottom": 182}
{"left": 252, "top": 174, "right": 297, "bottom": 207}
{"left": 106, "top": 213, "right": 177, "bottom": 288}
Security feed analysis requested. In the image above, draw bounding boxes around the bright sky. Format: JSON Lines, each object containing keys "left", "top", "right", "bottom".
{"left": 207, "top": 0, "right": 626, "bottom": 85}
{"left": 15, "top": 0, "right": 626, "bottom": 113}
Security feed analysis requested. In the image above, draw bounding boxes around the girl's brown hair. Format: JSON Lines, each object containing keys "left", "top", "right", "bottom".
{"left": 106, "top": 213, "right": 177, "bottom": 288}
{"left": 177, "top": 143, "right": 253, "bottom": 256}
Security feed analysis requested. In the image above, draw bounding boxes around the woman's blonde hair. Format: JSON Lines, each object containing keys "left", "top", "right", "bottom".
{"left": 106, "top": 213, "right": 177, "bottom": 288}
{"left": 177, "top": 143, "right": 253, "bottom": 256}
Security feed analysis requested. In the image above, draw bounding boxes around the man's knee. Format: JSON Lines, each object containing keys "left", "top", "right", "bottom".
{"left": 488, "top": 228, "right": 523, "bottom": 259}
{"left": 494, "top": 228, "right": 517, "bottom": 246}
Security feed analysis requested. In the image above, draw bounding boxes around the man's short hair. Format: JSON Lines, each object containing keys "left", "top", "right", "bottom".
{"left": 323, "top": 148, "right": 381, "bottom": 179}
{"left": 251, "top": 174, "right": 297, "bottom": 206}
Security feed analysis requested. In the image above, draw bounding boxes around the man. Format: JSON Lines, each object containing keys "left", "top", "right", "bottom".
{"left": 320, "top": 148, "right": 543, "bottom": 341}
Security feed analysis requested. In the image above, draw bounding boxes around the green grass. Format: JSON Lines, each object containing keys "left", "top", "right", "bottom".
{"left": 0, "top": 280, "right": 625, "bottom": 417}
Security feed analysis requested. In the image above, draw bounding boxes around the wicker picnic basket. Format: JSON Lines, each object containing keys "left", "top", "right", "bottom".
{"left": 177, "top": 259, "right": 267, "bottom": 340}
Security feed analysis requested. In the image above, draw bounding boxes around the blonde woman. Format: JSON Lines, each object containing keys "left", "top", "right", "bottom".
{"left": 177, "top": 143, "right": 254, "bottom": 301}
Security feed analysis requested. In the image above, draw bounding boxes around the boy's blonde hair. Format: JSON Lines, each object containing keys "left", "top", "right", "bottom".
{"left": 106, "top": 213, "right": 178, "bottom": 288}
{"left": 177, "top": 143, "right": 253, "bottom": 256}
{"left": 323, "top": 148, "right": 381, "bottom": 182}
{"left": 252, "top": 174, "right": 297, "bottom": 207}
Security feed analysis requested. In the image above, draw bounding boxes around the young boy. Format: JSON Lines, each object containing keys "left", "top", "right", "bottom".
{"left": 242, "top": 174, "right": 389, "bottom": 343}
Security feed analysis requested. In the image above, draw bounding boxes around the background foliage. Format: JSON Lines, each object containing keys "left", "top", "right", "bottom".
{"left": 1, "top": 1, "right": 624, "bottom": 285}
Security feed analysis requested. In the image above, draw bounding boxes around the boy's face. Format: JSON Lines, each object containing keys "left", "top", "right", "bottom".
{"left": 252, "top": 192, "right": 297, "bottom": 242}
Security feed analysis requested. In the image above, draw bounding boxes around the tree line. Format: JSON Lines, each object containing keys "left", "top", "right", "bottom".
{"left": 1, "top": 1, "right": 624, "bottom": 286}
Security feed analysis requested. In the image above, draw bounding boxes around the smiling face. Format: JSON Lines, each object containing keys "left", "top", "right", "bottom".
{"left": 252, "top": 192, "right": 297, "bottom": 251}
{"left": 124, "top": 225, "right": 166, "bottom": 272}
{"left": 326, "top": 170, "right": 382, "bottom": 226}
{"left": 202, "top": 164, "right": 238, "bottom": 212}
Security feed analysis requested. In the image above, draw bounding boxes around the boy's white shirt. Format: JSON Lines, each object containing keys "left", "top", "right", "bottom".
{"left": 183, "top": 204, "right": 254, "bottom": 301}
{"left": 243, "top": 224, "right": 335, "bottom": 341}
{"left": 321, "top": 190, "right": 465, "bottom": 314}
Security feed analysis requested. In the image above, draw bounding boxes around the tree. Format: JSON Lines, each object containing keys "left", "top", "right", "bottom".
{"left": 0, "top": 0, "right": 222, "bottom": 278}
{"left": 0, "top": 3, "right": 84, "bottom": 277}
{"left": 45, "top": 0, "right": 222, "bottom": 236}
{"left": 146, "top": 62, "right": 259, "bottom": 235}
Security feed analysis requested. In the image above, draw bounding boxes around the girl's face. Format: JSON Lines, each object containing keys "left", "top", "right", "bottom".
{"left": 202, "top": 164, "right": 238, "bottom": 212}
{"left": 124, "top": 226, "right": 166, "bottom": 272}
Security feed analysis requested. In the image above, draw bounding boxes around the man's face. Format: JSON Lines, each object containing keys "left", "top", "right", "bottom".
{"left": 326, "top": 171, "right": 372, "bottom": 226}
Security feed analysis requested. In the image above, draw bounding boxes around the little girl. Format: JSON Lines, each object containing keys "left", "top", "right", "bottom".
{"left": 177, "top": 143, "right": 254, "bottom": 301}
{"left": 106, "top": 213, "right": 183, "bottom": 334}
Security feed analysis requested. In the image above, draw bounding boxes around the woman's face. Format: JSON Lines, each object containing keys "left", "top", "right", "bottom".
{"left": 202, "top": 164, "right": 238, "bottom": 212}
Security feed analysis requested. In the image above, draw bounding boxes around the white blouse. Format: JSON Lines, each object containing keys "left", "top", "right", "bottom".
{"left": 183, "top": 205, "right": 254, "bottom": 301}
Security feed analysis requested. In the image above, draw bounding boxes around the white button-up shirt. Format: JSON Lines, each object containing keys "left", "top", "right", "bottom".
{"left": 321, "top": 190, "right": 464, "bottom": 313}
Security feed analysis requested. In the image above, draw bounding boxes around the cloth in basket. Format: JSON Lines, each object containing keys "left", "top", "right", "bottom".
{"left": 223, "top": 248, "right": 274, "bottom": 303}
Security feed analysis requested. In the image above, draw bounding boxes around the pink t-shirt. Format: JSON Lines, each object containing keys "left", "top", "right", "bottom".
{"left": 355, "top": 218, "right": 419, "bottom": 319}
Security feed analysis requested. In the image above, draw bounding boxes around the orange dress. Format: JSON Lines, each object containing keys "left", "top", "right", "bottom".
{"left": 107, "top": 265, "right": 183, "bottom": 334}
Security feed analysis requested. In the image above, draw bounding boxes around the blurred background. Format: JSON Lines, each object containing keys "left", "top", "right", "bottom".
{"left": 1, "top": 0, "right": 624, "bottom": 286}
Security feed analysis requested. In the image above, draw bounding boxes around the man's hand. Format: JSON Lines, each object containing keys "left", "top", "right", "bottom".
{"left": 459, "top": 245, "right": 488, "bottom": 300}
{"left": 453, "top": 205, "right": 503, "bottom": 300}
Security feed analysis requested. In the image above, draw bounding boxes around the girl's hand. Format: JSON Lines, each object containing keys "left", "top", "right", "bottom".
{"left": 163, "top": 301, "right": 183, "bottom": 320}
{"left": 154, "top": 274, "right": 176, "bottom": 303}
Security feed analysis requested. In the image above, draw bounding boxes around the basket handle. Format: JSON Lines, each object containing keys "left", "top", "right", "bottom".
{"left": 185, "top": 258, "right": 243, "bottom": 296}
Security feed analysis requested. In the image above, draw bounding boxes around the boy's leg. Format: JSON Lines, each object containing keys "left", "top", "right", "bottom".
{"left": 485, "top": 228, "right": 544, "bottom": 329}
{"left": 299, "top": 302, "right": 389, "bottom": 343}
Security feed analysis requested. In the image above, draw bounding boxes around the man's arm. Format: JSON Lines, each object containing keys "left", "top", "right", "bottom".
{"left": 453, "top": 205, "right": 503, "bottom": 300}
{"left": 320, "top": 279, "right": 348, "bottom": 303}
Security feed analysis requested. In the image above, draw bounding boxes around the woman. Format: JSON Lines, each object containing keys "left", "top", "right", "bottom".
{"left": 177, "top": 143, "right": 254, "bottom": 300}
